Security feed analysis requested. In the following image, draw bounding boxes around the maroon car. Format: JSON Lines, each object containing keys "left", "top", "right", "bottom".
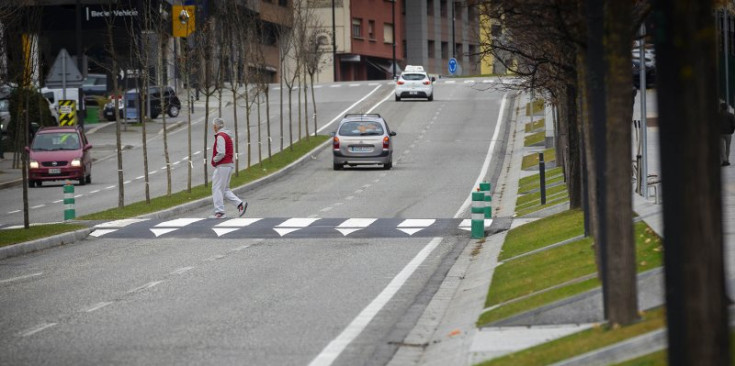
{"left": 26, "top": 126, "right": 92, "bottom": 187}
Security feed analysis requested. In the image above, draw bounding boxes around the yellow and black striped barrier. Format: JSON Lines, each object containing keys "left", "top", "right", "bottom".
{"left": 58, "top": 100, "right": 76, "bottom": 126}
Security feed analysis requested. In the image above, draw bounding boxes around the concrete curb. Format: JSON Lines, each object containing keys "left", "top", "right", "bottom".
{"left": 0, "top": 227, "right": 94, "bottom": 260}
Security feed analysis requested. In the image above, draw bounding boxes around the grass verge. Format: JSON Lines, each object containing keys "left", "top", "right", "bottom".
{"left": 524, "top": 119, "right": 545, "bottom": 133}
{"left": 518, "top": 167, "right": 564, "bottom": 194}
{"left": 525, "top": 99, "right": 544, "bottom": 116}
{"left": 521, "top": 148, "right": 556, "bottom": 169}
{"left": 612, "top": 330, "right": 735, "bottom": 365}
{"left": 478, "top": 214, "right": 663, "bottom": 327}
{"left": 78, "top": 135, "right": 329, "bottom": 220}
{"left": 0, "top": 223, "right": 88, "bottom": 248}
{"left": 523, "top": 131, "right": 545, "bottom": 146}
{"left": 477, "top": 307, "right": 667, "bottom": 366}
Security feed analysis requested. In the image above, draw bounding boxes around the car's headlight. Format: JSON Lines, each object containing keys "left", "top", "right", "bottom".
{"left": 29, "top": 160, "right": 39, "bottom": 169}
{"left": 71, "top": 159, "right": 81, "bottom": 167}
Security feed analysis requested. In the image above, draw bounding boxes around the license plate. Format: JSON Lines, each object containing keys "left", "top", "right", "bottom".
{"left": 48, "top": 168, "right": 61, "bottom": 174}
{"left": 410, "top": 91, "right": 417, "bottom": 95}
{"left": 350, "top": 146, "right": 373, "bottom": 153}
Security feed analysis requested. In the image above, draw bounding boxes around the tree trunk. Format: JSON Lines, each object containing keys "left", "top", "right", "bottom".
{"left": 565, "top": 82, "right": 582, "bottom": 210}
{"left": 310, "top": 72, "right": 317, "bottom": 136}
{"left": 602, "top": 0, "right": 637, "bottom": 325}
{"left": 303, "top": 73, "right": 309, "bottom": 141}
{"left": 653, "top": 1, "right": 730, "bottom": 364}
{"left": 266, "top": 85, "right": 272, "bottom": 160}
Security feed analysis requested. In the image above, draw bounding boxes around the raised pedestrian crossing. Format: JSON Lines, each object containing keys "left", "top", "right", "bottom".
{"left": 90, "top": 217, "right": 493, "bottom": 239}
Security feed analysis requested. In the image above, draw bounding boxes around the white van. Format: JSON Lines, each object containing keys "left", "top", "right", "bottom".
{"left": 41, "top": 87, "right": 80, "bottom": 113}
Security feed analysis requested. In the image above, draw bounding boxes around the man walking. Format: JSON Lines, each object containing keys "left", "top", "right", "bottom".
{"left": 210, "top": 117, "right": 247, "bottom": 218}
{"left": 721, "top": 102, "right": 735, "bottom": 166}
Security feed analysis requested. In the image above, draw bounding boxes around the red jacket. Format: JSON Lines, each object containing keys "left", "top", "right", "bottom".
{"left": 211, "top": 131, "right": 234, "bottom": 166}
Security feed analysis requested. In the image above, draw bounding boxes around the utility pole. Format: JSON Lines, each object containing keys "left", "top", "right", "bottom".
{"left": 392, "top": 0, "right": 396, "bottom": 79}
{"left": 332, "top": 0, "right": 337, "bottom": 82}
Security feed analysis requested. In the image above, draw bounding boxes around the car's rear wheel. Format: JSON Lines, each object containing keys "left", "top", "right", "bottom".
{"left": 79, "top": 173, "right": 86, "bottom": 186}
{"left": 333, "top": 163, "right": 343, "bottom": 170}
{"left": 168, "top": 105, "right": 180, "bottom": 117}
{"left": 29, "top": 180, "right": 36, "bottom": 188}
{"left": 383, "top": 162, "right": 393, "bottom": 170}
{"left": 428, "top": 94, "right": 433, "bottom": 101}
{"left": 395, "top": 95, "right": 401, "bottom": 101}
{"left": 86, "top": 174, "right": 91, "bottom": 184}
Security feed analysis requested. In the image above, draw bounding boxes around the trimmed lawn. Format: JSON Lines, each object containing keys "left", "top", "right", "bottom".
{"left": 524, "top": 119, "right": 545, "bottom": 132}
{"left": 0, "top": 223, "right": 88, "bottom": 247}
{"left": 518, "top": 167, "right": 564, "bottom": 194}
{"left": 524, "top": 131, "right": 545, "bottom": 146}
{"left": 477, "top": 307, "right": 667, "bottom": 366}
{"left": 521, "top": 148, "right": 556, "bottom": 169}
{"left": 500, "top": 209, "right": 584, "bottom": 261}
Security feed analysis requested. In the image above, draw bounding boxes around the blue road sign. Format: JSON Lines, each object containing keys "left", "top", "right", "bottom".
{"left": 448, "top": 58, "right": 458, "bottom": 75}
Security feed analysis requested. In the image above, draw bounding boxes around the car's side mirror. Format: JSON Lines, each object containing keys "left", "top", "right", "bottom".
{"left": 390, "top": 131, "right": 397, "bottom": 136}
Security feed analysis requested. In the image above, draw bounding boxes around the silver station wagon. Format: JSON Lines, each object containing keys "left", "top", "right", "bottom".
{"left": 331, "top": 114, "right": 397, "bottom": 170}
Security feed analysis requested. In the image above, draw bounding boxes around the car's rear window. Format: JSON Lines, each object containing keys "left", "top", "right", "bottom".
{"left": 401, "top": 73, "right": 427, "bottom": 81}
{"left": 32, "top": 132, "right": 80, "bottom": 151}
{"left": 338, "top": 121, "right": 385, "bottom": 136}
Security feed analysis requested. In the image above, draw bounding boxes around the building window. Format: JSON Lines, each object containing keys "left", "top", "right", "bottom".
{"left": 383, "top": 23, "right": 394, "bottom": 43}
{"left": 441, "top": 41, "right": 448, "bottom": 59}
{"left": 352, "top": 18, "right": 362, "bottom": 38}
{"left": 428, "top": 40, "right": 435, "bottom": 58}
{"left": 368, "top": 20, "right": 375, "bottom": 40}
{"left": 427, "top": 0, "right": 434, "bottom": 16}
{"left": 468, "top": 44, "right": 476, "bottom": 65}
{"left": 456, "top": 42, "right": 463, "bottom": 58}
{"left": 440, "top": 0, "right": 447, "bottom": 17}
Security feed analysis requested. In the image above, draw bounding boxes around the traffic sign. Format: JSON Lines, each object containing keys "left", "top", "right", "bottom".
{"left": 45, "top": 49, "right": 84, "bottom": 88}
{"left": 59, "top": 100, "right": 77, "bottom": 126}
{"left": 448, "top": 58, "right": 458, "bottom": 75}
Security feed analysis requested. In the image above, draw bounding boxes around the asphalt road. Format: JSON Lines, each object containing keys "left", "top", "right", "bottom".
{"left": 0, "top": 78, "right": 509, "bottom": 365}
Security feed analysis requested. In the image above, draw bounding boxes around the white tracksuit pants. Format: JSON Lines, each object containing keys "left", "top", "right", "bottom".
{"left": 212, "top": 165, "right": 242, "bottom": 214}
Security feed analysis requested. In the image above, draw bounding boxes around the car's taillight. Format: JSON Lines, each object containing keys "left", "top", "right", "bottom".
{"left": 333, "top": 136, "right": 340, "bottom": 150}
{"left": 383, "top": 136, "right": 390, "bottom": 150}
{"left": 423, "top": 80, "right": 431, "bottom": 85}
{"left": 396, "top": 80, "right": 404, "bottom": 85}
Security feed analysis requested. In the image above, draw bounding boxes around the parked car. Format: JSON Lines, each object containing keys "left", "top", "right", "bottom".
{"left": 26, "top": 125, "right": 92, "bottom": 187}
{"left": 331, "top": 114, "right": 396, "bottom": 170}
{"left": 104, "top": 86, "right": 181, "bottom": 121}
{"left": 395, "top": 65, "right": 435, "bottom": 101}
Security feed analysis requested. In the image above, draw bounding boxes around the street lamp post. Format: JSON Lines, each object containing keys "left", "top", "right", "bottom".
{"left": 392, "top": 0, "right": 396, "bottom": 79}
{"left": 332, "top": 0, "right": 337, "bottom": 82}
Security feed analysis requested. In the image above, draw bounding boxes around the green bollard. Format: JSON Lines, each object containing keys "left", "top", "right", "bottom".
{"left": 471, "top": 191, "right": 485, "bottom": 239}
{"left": 479, "top": 182, "right": 492, "bottom": 219}
{"left": 64, "top": 181, "right": 75, "bottom": 221}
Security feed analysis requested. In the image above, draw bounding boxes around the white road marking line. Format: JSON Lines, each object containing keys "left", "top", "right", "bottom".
{"left": 105, "top": 185, "right": 115, "bottom": 190}
{"left": 74, "top": 194, "right": 83, "bottom": 198}
{"left": 136, "top": 175, "right": 145, "bottom": 180}
{"left": 128, "top": 280, "right": 164, "bottom": 294}
{"left": 232, "top": 244, "right": 251, "bottom": 252}
{"left": 155, "top": 218, "right": 204, "bottom": 227}
{"left": 194, "top": 151, "right": 201, "bottom": 155}
{"left": 84, "top": 301, "right": 113, "bottom": 313}
{"left": 149, "top": 170, "right": 157, "bottom": 175}
{"left": 205, "top": 255, "right": 226, "bottom": 261}
{"left": 160, "top": 167, "right": 167, "bottom": 171}
{"left": 90, "top": 189, "right": 100, "bottom": 194}
{"left": 124, "top": 180, "right": 132, "bottom": 184}
{"left": 95, "top": 219, "right": 148, "bottom": 228}
{"left": 0, "top": 272, "right": 43, "bottom": 284}
{"left": 335, "top": 218, "right": 377, "bottom": 236}
{"left": 354, "top": 189, "right": 364, "bottom": 194}
{"left": 31, "top": 204, "right": 45, "bottom": 209}
{"left": 349, "top": 83, "right": 360, "bottom": 87}
{"left": 320, "top": 207, "right": 333, "bottom": 212}
{"left": 445, "top": 80, "right": 456, "bottom": 84}
{"left": 313, "top": 85, "right": 322, "bottom": 89}
{"left": 317, "top": 85, "right": 384, "bottom": 134}
{"left": 345, "top": 196, "right": 355, "bottom": 200}
{"left": 309, "top": 237, "right": 444, "bottom": 366}
{"left": 20, "top": 323, "right": 57, "bottom": 337}
{"left": 274, "top": 218, "right": 319, "bottom": 236}
{"left": 368, "top": 82, "right": 379, "bottom": 86}
{"left": 397, "top": 219, "right": 436, "bottom": 235}
{"left": 8, "top": 210, "right": 21, "bottom": 214}
{"left": 464, "top": 80, "right": 475, "bottom": 84}
{"left": 458, "top": 218, "right": 493, "bottom": 231}
{"left": 330, "top": 85, "right": 341, "bottom": 88}
{"left": 455, "top": 93, "right": 506, "bottom": 218}
{"left": 170, "top": 266, "right": 195, "bottom": 275}
{"left": 483, "top": 79, "right": 493, "bottom": 83}
{"left": 90, "top": 229, "right": 117, "bottom": 237}
{"left": 53, "top": 199, "right": 63, "bottom": 204}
